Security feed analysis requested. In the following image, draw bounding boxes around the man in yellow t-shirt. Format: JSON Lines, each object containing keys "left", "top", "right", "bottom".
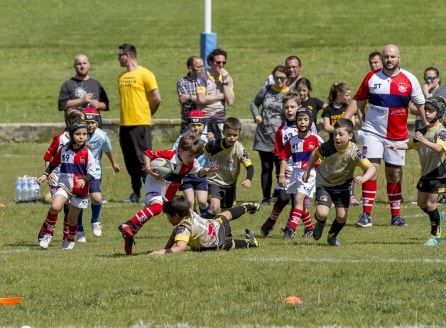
{"left": 117, "top": 43, "right": 161, "bottom": 202}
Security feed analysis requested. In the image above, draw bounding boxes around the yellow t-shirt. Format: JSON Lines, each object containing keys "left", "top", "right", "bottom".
{"left": 118, "top": 66, "right": 158, "bottom": 126}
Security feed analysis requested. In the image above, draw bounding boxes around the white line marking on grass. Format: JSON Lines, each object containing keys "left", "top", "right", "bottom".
{"left": 244, "top": 256, "right": 446, "bottom": 264}
{"left": 0, "top": 248, "right": 32, "bottom": 254}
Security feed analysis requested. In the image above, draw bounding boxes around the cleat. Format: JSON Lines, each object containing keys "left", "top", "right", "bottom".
{"left": 76, "top": 231, "right": 87, "bottom": 243}
{"left": 119, "top": 223, "right": 135, "bottom": 255}
{"left": 125, "top": 192, "right": 140, "bottom": 203}
{"left": 356, "top": 213, "right": 372, "bottom": 228}
{"left": 424, "top": 235, "right": 442, "bottom": 247}
{"left": 61, "top": 240, "right": 75, "bottom": 250}
{"left": 283, "top": 226, "right": 296, "bottom": 240}
{"left": 39, "top": 234, "right": 53, "bottom": 249}
{"left": 241, "top": 202, "right": 260, "bottom": 214}
{"left": 91, "top": 222, "right": 102, "bottom": 237}
{"left": 327, "top": 233, "right": 341, "bottom": 246}
{"left": 313, "top": 221, "right": 325, "bottom": 240}
{"left": 260, "top": 198, "right": 270, "bottom": 207}
{"left": 245, "top": 229, "right": 259, "bottom": 247}
{"left": 391, "top": 215, "right": 406, "bottom": 227}
{"left": 260, "top": 217, "right": 274, "bottom": 236}
{"left": 350, "top": 195, "right": 360, "bottom": 206}
{"left": 302, "top": 228, "right": 313, "bottom": 238}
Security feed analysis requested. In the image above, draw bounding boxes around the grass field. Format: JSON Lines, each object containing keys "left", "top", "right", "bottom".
{"left": 2, "top": 0, "right": 446, "bottom": 327}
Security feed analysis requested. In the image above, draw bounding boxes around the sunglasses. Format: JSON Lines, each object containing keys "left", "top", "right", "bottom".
{"left": 424, "top": 76, "right": 437, "bottom": 82}
{"left": 215, "top": 61, "right": 226, "bottom": 65}
{"left": 273, "top": 76, "right": 287, "bottom": 82}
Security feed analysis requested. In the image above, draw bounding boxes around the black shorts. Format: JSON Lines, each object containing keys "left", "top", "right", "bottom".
{"left": 316, "top": 186, "right": 350, "bottom": 208}
{"left": 209, "top": 183, "right": 236, "bottom": 209}
{"left": 416, "top": 177, "right": 446, "bottom": 193}
{"left": 180, "top": 175, "right": 208, "bottom": 192}
{"left": 216, "top": 216, "right": 233, "bottom": 250}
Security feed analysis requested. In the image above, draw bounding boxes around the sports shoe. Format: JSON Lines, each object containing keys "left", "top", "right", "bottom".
{"left": 119, "top": 223, "right": 135, "bottom": 255}
{"left": 424, "top": 235, "right": 442, "bottom": 247}
{"left": 302, "top": 228, "right": 313, "bottom": 238}
{"left": 313, "top": 221, "right": 325, "bottom": 240}
{"left": 39, "top": 234, "right": 53, "bottom": 249}
{"left": 260, "top": 198, "right": 270, "bottom": 207}
{"left": 391, "top": 215, "right": 407, "bottom": 227}
{"left": 356, "top": 213, "right": 372, "bottom": 228}
{"left": 125, "top": 192, "right": 140, "bottom": 203}
{"left": 350, "top": 195, "right": 360, "bottom": 206}
{"left": 62, "top": 240, "right": 75, "bottom": 250}
{"left": 327, "top": 233, "right": 341, "bottom": 246}
{"left": 242, "top": 202, "right": 260, "bottom": 214}
{"left": 245, "top": 229, "right": 259, "bottom": 247}
{"left": 283, "top": 226, "right": 296, "bottom": 240}
{"left": 76, "top": 231, "right": 86, "bottom": 243}
{"left": 260, "top": 217, "right": 274, "bottom": 236}
{"left": 91, "top": 222, "right": 102, "bottom": 237}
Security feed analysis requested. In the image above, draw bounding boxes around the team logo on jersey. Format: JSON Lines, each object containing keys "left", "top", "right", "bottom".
{"left": 80, "top": 157, "right": 86, "bottom": 165}
{"left": 438, "top": 131, "right": 446, "bottom": 141}
{"left": 309, "top": 142, "right": 316, "bottom": 150}
{"left": 207, "top": 223, "right": 216, "bottom": 239}
{"left": 398, "top": 83, "right": 407, "bottom": 93}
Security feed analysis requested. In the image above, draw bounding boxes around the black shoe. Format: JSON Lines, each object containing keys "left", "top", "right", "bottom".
{"left": 260, "top": 218, "right": 274, "bottom": 236}
{"left": 283, "top": 226, "right": 296, "bottom": 240}
{"left": 242, "top": 202, "right": 260, "bottom": 214}
{"left": 245, "top": 229, "right": 259, "bottom": 247}
{"left": 126, "top": 192, "right": 140, "bottom": 203}
{"left": 313, "top": 221, "right": 325, "bottom": 240}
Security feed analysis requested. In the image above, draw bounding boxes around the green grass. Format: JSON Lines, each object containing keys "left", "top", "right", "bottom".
{"left": 2, "top": 0, "right": 446, "bottom": 123}
{"left": 1, "top": 139, "right": 446, "bottom": 327}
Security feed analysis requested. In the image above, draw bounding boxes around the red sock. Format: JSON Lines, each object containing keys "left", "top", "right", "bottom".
{"left": 387, "top": 182, "right": 401, "bottom": 217}
{"left": 42, "top": 211, "right": 58, "bottom": 234}
{"left": 289, "top": 208, "right": 303, "bottom": 230}
{"left": 130, "top": 203, "right": 163, "bottom": 228}
{"left": 63, "top": 214, "right": 69, "bottom": 239}
{"left": 302, "top": 209, "right": 313, "bottom": 231}
{"left": 362, "top": 180, "right": 377, "bottom": 215}
{"left": 270, "top": 204, "right": 284, "bottom": 221}
{"left": 66, "top": 224, "right": 78, "bottom": 242}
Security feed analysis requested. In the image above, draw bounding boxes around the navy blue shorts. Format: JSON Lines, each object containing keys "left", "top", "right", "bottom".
{"left": 180, "top": 175, "right": 208, "bottom": 191}
{"left": 89, "top": 179, "right": 102, "bottom": 193}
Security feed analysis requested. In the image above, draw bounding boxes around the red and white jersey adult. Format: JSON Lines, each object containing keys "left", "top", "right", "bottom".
{"left": 274, "top": 121, "right": 298, "bottom": 162}
{"left": 49, "top": 145, "right": 98, "bottom": 197}
{"left": 144, "top": 149, "right": 202, "bottom": 201}
{"left": 354, "top": 68, "right": 425, "bottom": 140}
{"left": 280, "top": 133, "right": 323, "bottom": 170}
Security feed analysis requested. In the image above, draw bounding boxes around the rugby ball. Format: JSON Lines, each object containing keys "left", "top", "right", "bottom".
{"left": 151, "top": 158, "right": 173, "bottom": 178}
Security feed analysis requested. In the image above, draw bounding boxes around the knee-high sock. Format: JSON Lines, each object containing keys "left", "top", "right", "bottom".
{"left": 387, "top": 182, "right": 401, "bottom": 217}
{"left": 288, "top": 208, "right": 304, "bottom": 230}
{"left": 425, "top": 208, "right": 441, "bottom": 237}
{"left": 41, "top": 211, "right": 58, "bottom": 235}
{"left": 91, "top": 203, "right": 102, "bottom": 224}
{"left": 362, "top": 180, "right": 377, "bottom": 215}
{"left": 129, "top": 203, "right": 163, "bottom": 234}
{"left": 302, "top": 209, "right": 313, "bottom": 231}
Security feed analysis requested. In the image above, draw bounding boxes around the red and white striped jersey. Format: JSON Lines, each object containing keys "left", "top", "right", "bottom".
{"left": 43, "top": 131, "right": 69, "bottom": 162}
{"left": 144, "top": 149, "right": 202, "bottom": 201}
{"left": 274, "top": 121, "right": 298, "bottom": 159}
{"left": 354, "top": 68, "right": 425, "bottom": 140}
{"left": 49, "top": 145, "right": 98, "bottom": 197}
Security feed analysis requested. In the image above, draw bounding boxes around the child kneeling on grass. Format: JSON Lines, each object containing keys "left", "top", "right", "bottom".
{"left": 148, "top": 195, "right": 260, "bottom": 255}
{"left": 118, "top": 131, "right": 219, "bottom": 255}
{"left": 37, "top": 120, "right": 99, "bottom": 250}
{"left": 387, "top": 97, "right": 446, "bottom": 246}
{"left": 303, "top": 118, "right": 376, "bottom": 246}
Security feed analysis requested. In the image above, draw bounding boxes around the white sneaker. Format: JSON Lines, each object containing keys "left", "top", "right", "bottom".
{"left": 76, "top": 231, "right": 87, "bottom": 243}
{"left": 62, "top": 240, "right": 75, "bottom": 250}
{"left": 39, "top": 234, "right": 53, "bottom": 249}
{"left": 91, "top": 222, "right": 102, "bottom": 237}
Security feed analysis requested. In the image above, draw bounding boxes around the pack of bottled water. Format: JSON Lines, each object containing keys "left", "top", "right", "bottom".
{"left": 15, "top": 176, "right": 41, "bottom": 203}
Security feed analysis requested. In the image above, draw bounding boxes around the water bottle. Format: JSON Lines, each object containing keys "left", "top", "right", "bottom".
{"left": 22, "top": 176, "right": 30, "bottom": 202}
{"left": 32, "top": 177, "right": 41, "bottom": 201}
{"left": 15, "top": 177, "right": 23, "bottom": 202}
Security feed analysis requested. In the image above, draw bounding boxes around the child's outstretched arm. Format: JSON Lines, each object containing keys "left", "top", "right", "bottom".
{"left": 278, "top": 159, "right": 288, "bottom": 188}
{"left": 386, "top": 143, "right": 409, "bottom": 151}
{"left": 105, "top": 151, "right": 120, "bottom": 173}
{"left": 148, "top": 240, "right": 188, "bottom": 255}
{"left": 302, "top": 150, "right": 319, "bottom": 183}
{"left": 354, "top": 163, "right": 377, "bottom": 184}
{"left": 414, "top": 131, "right": 444, "bottom": 153}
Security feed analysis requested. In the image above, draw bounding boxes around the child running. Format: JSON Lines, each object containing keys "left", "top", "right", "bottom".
{"left": 75, "top": 107, "right": 120, "bottom": 241}
{"left": 387, "top": 97, "right": 446, "bottom": 246}
{"left": 280, "top": 107, "right": 324, "bottom": 239}
{"left": 38, "top": 120, "right": 99, "bottom": 250}
{"left": 303, "top": 118, "right": 376, "bottom": 246}
{"left": 204, "top": 117, "right": 254, "bottom": 216}
{"left": 148, "top": 195, "right": 259, "bottom": 255}
{"left": 260, "top": 93, "right": 301, "bottom": 236}
{"left": 118, "top": 131, "right": 218, "bottom": 255}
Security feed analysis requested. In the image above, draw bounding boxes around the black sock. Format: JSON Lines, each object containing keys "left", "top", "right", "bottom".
{"left": 226, "top": 206, "right": 246, "bottom": 221}
{"left": 328, "top": 219, "right": 345, "bottom": 237}
{"left": 426, "top": 209, "right": 440, "bottom": 236}
{"left": 233, "top": 239, "right": 248, "bottom": 249}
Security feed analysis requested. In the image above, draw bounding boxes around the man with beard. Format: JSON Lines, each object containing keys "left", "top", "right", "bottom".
{"left": 58, "top": 54, "right": 109, "bottom": 124}
{"left": 344, "top": 44, "right": 426, "bottom": 228}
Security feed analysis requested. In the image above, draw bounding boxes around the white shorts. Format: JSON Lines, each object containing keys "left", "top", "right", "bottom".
{"left": 144, "top": 174, "right": 167, "bottom": 204}
{"left": 286, "top": 168, "right": 316, "bottom": 197}
{"left": 359, "top": 130, "right": 407, "bottom": 166}
{"left": 54, "top": 188, "right": 89, "bottom": 209}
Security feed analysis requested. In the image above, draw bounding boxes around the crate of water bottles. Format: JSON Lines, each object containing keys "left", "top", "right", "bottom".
{"left": 15, "top": 176, "right": 42, "bottom": 203}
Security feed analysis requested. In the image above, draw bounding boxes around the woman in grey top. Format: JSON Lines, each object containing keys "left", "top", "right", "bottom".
{"left": 251, "top": 65, "right": 290, "bottom": 205}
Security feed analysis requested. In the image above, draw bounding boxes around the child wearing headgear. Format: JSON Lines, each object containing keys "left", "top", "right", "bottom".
{"left": 74, "top": 107, "right": 120, "bottom": 241}
{"left": 172, "top": 110, "right": 212, "bottom": 216}
{"left": 37, "top": 119, "right": 99, "bottom": 250}
{"left": 387, "top": 96, "right": 446, "bottom": 246}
